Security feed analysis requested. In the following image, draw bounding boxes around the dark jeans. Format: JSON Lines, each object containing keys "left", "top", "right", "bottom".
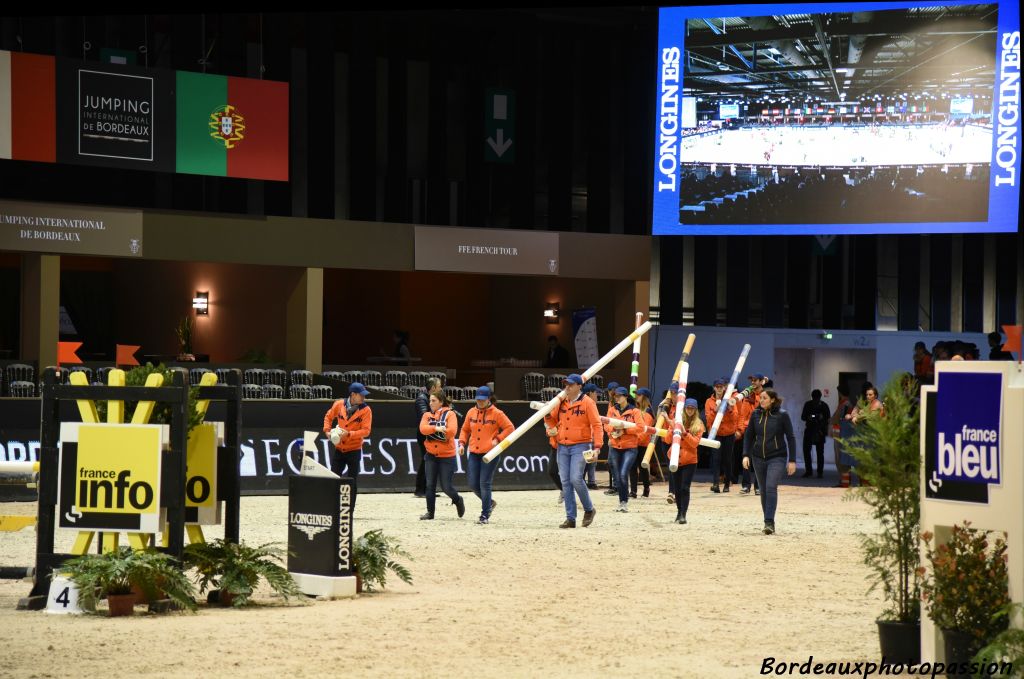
{"left": 467, "top": 453, "right": 498, "bottom": 518}
{"left": 607, "top": 447, "right": 619, "bottom": 489}
{"left": 671, "top": 464, "right": 696, "bottom": 516}
{"left": 710, "top": 435, "right": 734, "bottom": 487}
{"left": 660, "top": 440, "right": 676, "bottom": 495}
{"left": 751, "top": 456, "right": 786, "bottom": 523}
{"left": 614, "top": 447, "right": 638, "bottom": 503}
{"left": 629, "top": 449, "right": 650, "bottom": 495}
{"left": 415, "top": 435, "right": 428, "bottom": 495}
{"left": 732, "top": 436, "right": 744, "bottom": 483}
{"left": 803, "top": 436, "right": 825, "bottom": 475}
{"left": 331, "top": 450, "right": 361, "bottom": 511}
{"left": 424, "top": 454, "right": 461, "bottom": 516}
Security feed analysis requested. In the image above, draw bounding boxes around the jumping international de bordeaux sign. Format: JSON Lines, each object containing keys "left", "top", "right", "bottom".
{"left": 0, "top": 200, "right": 143, "bottom": 257}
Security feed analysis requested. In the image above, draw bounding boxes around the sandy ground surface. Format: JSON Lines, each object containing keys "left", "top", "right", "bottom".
{"left": 0, "top": 476, "right": 886, "bottom": 679}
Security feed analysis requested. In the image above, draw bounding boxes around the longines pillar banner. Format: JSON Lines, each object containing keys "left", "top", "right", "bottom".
{"left": 0, "top": 50, "right": 288, "bottom": 181}
{"left": 414, "top": 226, "right": 559, "bottom": 276}
{"left": 572, "top": 307, "right": 599, "bottom": 371}
{"left": 0, "top": 200, "right": 143, "bottom": 257}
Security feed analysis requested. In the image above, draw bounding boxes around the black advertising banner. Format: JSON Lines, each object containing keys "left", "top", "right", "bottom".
{"left": 55, "top": 58, "right": 175, "bottom": 173}
{"left": 287, "top": 476, "right": 354, "bottom": 577}
{"left": 0, "top": 400, "right": 554, "bottom": 500}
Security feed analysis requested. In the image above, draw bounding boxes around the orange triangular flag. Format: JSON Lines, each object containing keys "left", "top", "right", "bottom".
{"left": 116, "top": 344, "right": 141, "bottom": 367}
{"left": 57, "top": 341, "right": 83, "bottom": 366}
{"left": 1002, "top": 325, "right": 1022, "bottom": 358}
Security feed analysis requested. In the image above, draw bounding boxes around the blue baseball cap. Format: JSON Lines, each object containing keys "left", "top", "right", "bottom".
{"left": 684, "top": 398, "right": 699, "bottom": 408}
{"left": 563, "top": 374, "right": 584, "bottom": 385}
{"left": 582, "top": 383, "right": 600, "bottom": 394}
{"left": 668, "top": 380, "right": 679, "bottom": 392}
{"left": 636, "top": 388, "right": 652, "bottom": 399}
{"left": 349, "top": 382, "right": 370, "bottom": 397}
{"left": 713, "top": 376, "right": 727, "bottom": 386}
{"left": 614, "top": 386, "right": 629, "bottom": 396}
{"left": 474, "top": 386, "right": 492, "bottom": 400}
{"left": 606, "top": 381, "right": 620, "bottom": 391}
{"left": 748, "top": 373, "right": 767, "bottom": 381}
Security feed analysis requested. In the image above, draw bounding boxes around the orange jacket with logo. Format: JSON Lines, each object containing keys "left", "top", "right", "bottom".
{"left": 459, "top": 404, "right": 515, "bottom": 455}
{"left": 675, "top": 429, "right": 701, "bottom": 467}
{"left": 419, "top": 408, "right": 458, "bottom": 458}
{"left": 605, "top": 403, "right": 644, "bottom": 449}
{"left": 544, "top": 394, "right": 603, "bottom": 448}
{"left": 733, "top": 389, "right": 760, "bottom": 437}
{"left": 704, "top": 396, "right": 738, "bottom": 437}
{"left": 323, "top": 399, "right": 373, "bottom": 453}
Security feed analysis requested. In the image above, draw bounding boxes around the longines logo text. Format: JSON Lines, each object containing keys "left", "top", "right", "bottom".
{"left": 290, "top": 512, "right": 332, "bottom": 540}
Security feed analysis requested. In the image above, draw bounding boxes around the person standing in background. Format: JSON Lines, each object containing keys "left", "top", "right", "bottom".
{"left": 913, "top": 342, "right": 934, "bottom": 384}
{"left": 630, "top": 388, "right": 655, "bottom": 498}
{"left": 704, "top": 377, "right": 737, "bottom": 493}
{"left": 605, "top": 387, "right": 643, "bottom": 512}
{"left": 544, "top": 335, "right": 570, "bottom": 368}
{"left": 583, "top": 382, "right": 602, "bottom": 490}
{"left": 418, "top": 392, "right": 465, "bottom": 520}
{"left": 831, "top": 385, "right": 855, "bottom": 487}
{"left": 800, "top": 389, "right": 831, "bottom": 479}
{"left": 988, "top": 331, "right": 1014, "bottom": 360}
{"left": 413, "top": 378, "right": 444, "bottom": 498}
{"left": 323, "top": 382, "right": 374, "bottom": 513}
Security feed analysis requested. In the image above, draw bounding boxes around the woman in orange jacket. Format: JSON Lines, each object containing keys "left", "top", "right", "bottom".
{"left": 418, "top": 392, "right": 465, "bottom": 520}
{"left": 630, "top": 388, "right": 655, "bottom": 498}
{"left": 459, "top": 386, "right": 514, "bottom": 524}
{"left": 705, "top": 376, "right": 739, "bottom": 493}
{"left": 669, "top": 398, "right": 705, "bottom": 524}
{"left": 322, "top": 382, "right": 374, "bottom": 511}
{"left": 605, "top": 386, "right": 644, "bottom": 512}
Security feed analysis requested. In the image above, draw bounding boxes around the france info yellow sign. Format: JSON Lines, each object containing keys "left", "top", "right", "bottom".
{"left": 186, "top": 423, "right": 219, "bottom": 525}
{"left": 58, "top": 423, "right": 163, "bottom": 532}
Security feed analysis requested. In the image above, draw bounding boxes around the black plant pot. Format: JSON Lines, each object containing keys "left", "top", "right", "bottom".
{"left": 877, "top": 619, "right": 921, "bottom": 665}
{"left": 942, "top": 628, "right": 978, "bottom": 677}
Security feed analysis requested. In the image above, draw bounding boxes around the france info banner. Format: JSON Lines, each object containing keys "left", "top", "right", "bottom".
{"left": 926, "top": 371, "right": 1003, "bottom": 504}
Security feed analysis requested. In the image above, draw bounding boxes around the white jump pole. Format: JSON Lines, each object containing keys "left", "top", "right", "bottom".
{"left": 482, "top": 321, "right": 653, "bottom": 463}
{"left": 698, "top": 344, "right": 751, "bottom": 449}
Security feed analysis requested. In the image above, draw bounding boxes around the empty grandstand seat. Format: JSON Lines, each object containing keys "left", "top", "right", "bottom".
{"left": 261, "top": 384, "right": 284, "bottom": 399}
{"left": 68, "top": 366, "right": 93, "bottom": 384}
{"left": 312, "top": 384, "right": 333, "bottom": 399}
{"left": 244, "top": 368, "right": 267, "bottom": 386}
{"left": 189, "top": 367, "right": 211, "bottom": 385}
{"left": 540, "top": 387, "right": 562, "bottom": 401}
{"left": 444, "top": 386, "right": 466, "bottom": 401}
{"left": 265, "top": 369, "right": 288, "bottom": 389}
{"left": 385, "top": 371, "right": 407, "bottom": 388}
{"left": 546, "top": 374, "right": 567, "bottom": 388}
{"left": 362, "top": 370, "right": 383, "bottom": 386}
{"left": 7, "top": 366, "right": 35, "bottom": 387}
{"left": 406, "top": 371, "right": 430, "bottom": 388}
{"left": 375, "top": 385, "right": 399, "bottom": 395}
{"left": 522, "top": 372, "right": 545, "bottom": 400}
{"left": 242, "top": 384, "right": 263, "bottom": 399}
{"left": 341, "top": 370, "right": 364, "bottom": 384}
{"left": 290, "top": 369, "right": 313, "bottom": 386}
{"left": 215, "top": 368, "right": 234, "bottom": 385}
{"left": 400, "top": 385, "right": 421, "bottom": 399}
{"left": 289, "top": 384, "right": 314, "bottom": 400}
{"left": 590, "top": 374, "right": 605, "bottom": 388}
{"left": 9, "top": 381, "right": 35, "bottom": 397}
{"left": 428, "top": 371, "right": 447, "bottom": 386}
{"left": 322, "top": 371, "right": 345, "bottom": 382}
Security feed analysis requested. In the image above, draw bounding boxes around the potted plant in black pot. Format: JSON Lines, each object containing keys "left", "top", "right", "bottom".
{"left": 183, "top": 539, "right": 302, "bottom": 607}
{"left": 843, "top": 373, "right": 921, "bottom": 664}
{"left": 352, "top": 529, "right": 413, "bottom": 593}
{"left": 60, "top": 547, "right": 198, "bottom": 616}
{"left": 919, "top": 522, "right": 1010, "bottom": 668}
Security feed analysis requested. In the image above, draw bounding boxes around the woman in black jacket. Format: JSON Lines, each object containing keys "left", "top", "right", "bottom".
{"left": 742, "top": 389, "right": 797, "bottom": 535}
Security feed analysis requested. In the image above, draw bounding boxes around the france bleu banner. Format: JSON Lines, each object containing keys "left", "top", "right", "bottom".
{"left": 572, "top": 307, "right": 599, "bottom": 372}
{"left": 926, "top": 371, "right": 1003, "bottom": 504}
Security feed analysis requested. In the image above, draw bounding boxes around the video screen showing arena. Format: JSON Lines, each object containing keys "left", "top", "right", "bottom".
{"left": 652, "top": 2, "right": 1022, "bottom": 235}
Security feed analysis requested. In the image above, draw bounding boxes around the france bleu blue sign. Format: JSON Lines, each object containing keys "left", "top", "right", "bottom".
{"left": 926, "top": 372, "right": 1003, "bottom": 504}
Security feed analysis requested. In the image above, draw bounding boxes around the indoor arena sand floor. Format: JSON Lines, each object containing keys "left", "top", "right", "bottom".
{"left": 0, "top": 479, "right": 886, "bottom": 678}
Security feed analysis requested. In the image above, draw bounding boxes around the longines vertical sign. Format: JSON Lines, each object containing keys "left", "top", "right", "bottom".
{"left": 414, "top": 226, "right": 559, "bottom": 276}
{"left": 0, "top": 200, "right": 143, "bottom": 257}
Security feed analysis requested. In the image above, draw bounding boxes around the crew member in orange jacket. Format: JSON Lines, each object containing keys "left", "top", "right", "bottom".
{"left": 544, "top": 374, "right": 602, "bottom": 529}
{"left": 605, "top": 386, "right": 644, "bottom": 512}
{"left": 418, "top": 392, "right": 464, "bottom": 520}
{"left": 732, "top": 373, "right": 767, "bottom": 494}
{"left": 459, "top": 386, "right": 514, "bottom": 525}
{"left": 705, "top": 376, "right": 739, "bottom": 493}
{"left": 323, "top": 382, "right": 374, "bottom": 511}
{"left": 670, "top": 398, "right": 705, "bottom": 524}
{"left": 630, "top": 388, "right": 655, "bottom": 498}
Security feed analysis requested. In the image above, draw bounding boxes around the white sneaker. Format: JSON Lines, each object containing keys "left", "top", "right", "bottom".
{"left": 618, "top": 501, "right": 628, "bottom": 513}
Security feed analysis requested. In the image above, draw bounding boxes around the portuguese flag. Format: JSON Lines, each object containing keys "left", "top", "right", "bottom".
{"left": 176, "top": 71, "right": 288, "bottom": 181}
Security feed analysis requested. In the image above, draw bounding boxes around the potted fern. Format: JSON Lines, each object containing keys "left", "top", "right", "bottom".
{"left": 60, "top": 547, "right": 197, "bottom": 616}
{"left": 352, "top": 529, "right": 413, "bottom": 593}
{"left": 919, "top": 523, "right": 1010, "bottom": 667}
{"left": 843, "top": 373, "right": 921, "bottom": 664}
{"left": 183, "top": 539, "right": 302, "bottom": 607}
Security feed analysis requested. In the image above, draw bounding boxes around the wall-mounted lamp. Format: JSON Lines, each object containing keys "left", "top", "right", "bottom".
{"left": 544, "top": 302, "right": 560, "bottom": 324}
{"left": 193, "top": 291, "right": 209, "bottom": 315}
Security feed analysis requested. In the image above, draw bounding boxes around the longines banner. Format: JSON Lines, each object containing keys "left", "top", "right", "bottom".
{"left": 414, "top": 225, "right": 559, "bottom": 276}
{"left": 0, "top": 200, "right": 143, "bottom": 257}
{"left": 1, "top": 50, "right": 288, "bottom": 181}
{"left": 0, "top": 400, "right": 554, "bottom": 500}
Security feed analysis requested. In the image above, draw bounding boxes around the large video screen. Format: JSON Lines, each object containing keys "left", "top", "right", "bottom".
{"left": 653, "top": 1, "right": 1020, "bottom": 235}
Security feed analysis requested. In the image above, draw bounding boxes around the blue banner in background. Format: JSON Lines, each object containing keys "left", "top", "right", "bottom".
{"left": 572, "top": 308, "right": 599, "bottom": 372}
{"left": 934, "top": 371, "right": 1002, "bottom": 486}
